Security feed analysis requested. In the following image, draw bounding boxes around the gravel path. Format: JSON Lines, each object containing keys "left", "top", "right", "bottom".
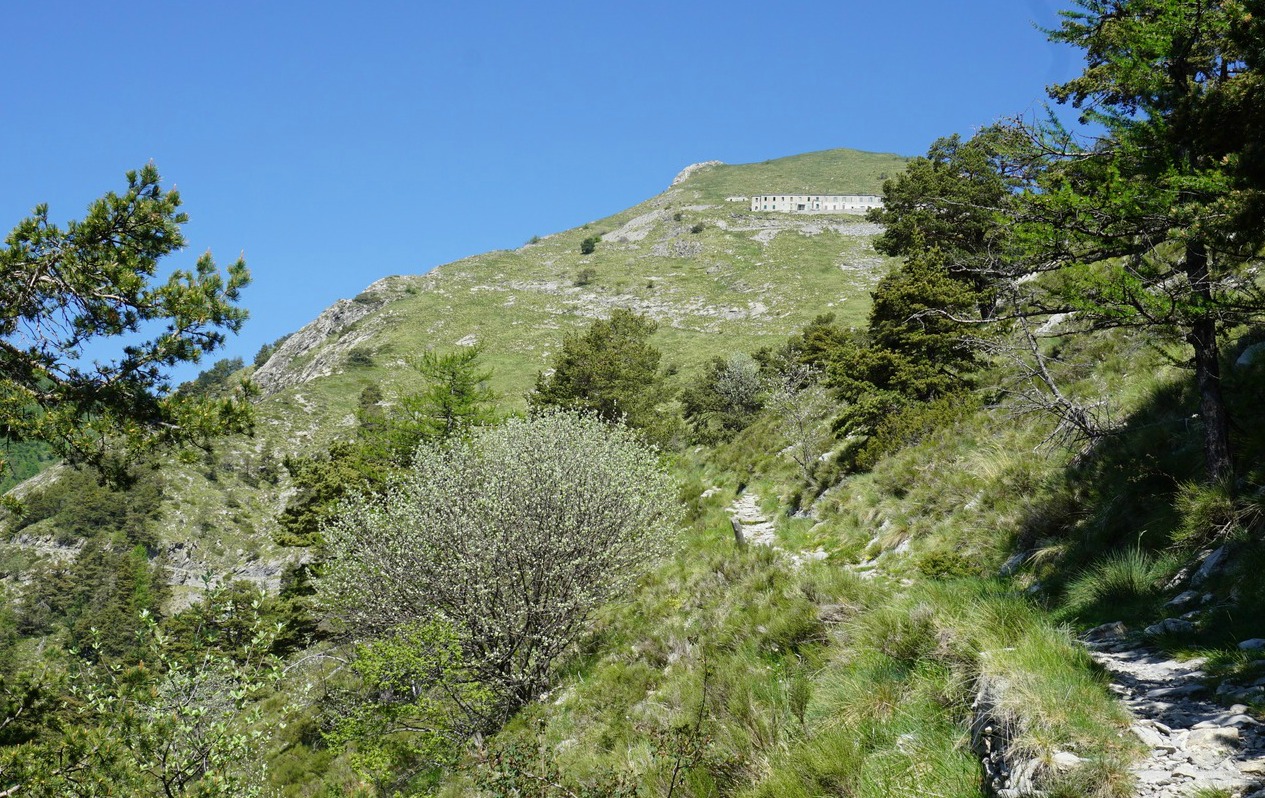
{"left": 1085, "top": 625, "right": 1265, "bottom": 797}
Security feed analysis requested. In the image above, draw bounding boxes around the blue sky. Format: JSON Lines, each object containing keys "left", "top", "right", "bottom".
{"left": 0, "top": 0, "right": 1081, "bottom": 382}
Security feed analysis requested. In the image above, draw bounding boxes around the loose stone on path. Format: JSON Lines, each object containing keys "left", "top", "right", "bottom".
{"left": 1083, "top": 623, "right": 1265, "bottom": 797}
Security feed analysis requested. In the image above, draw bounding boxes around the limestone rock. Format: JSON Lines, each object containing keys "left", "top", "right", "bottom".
{"left": 1191, "top": 544, "right": 1231, "bottom": 586}
{"left": 999, "top": 550, "right": 1028, "bottom": 577}
{"left": 1144, "top": 617, "right": 1195, "bottom": 636}
{"left": 1166, "top": 590, "right": 1202, "bottom": 608}
{"left": 670, "top": 160, "right": 723, "bottom": 187}
{"left": 1236, "top": 341, "right": 1265, "bottom": 368}
{"left": 1186, "top": 726, "right": 1239, "bottom": 767}
{"left": 1084, "top": 621, "right": 1128, "bottom": 643}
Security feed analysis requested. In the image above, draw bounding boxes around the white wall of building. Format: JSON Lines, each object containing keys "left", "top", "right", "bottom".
{"left": 750, "top": 194, "right": 882, "bottom": 213}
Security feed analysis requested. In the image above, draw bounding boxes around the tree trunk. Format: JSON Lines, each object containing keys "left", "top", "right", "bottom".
{"left": 1184, "top": 240, "right": 1234, "bottom": 485}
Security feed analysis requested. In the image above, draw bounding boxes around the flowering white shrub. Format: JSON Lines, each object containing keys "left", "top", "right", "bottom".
{"left": 321, "top": 411, "right": 680, "bottom": 716}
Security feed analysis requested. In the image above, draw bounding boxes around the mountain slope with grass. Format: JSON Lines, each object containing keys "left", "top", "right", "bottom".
{"left": 6, "top": 142, "right": 1265, "bottom": 798}
{"left": 1, "top": 147, "right": 905, "bottom": 606}
{"left": 248, "top": 149, "right": 904, "bottom": 435}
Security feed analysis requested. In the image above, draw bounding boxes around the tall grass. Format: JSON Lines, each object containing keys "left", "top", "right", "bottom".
{"left": 1059, "top": 547, "right": 1177, "bottom": 625}
{"left": 744, "top": 580, "right": 1134, "bottom": 798}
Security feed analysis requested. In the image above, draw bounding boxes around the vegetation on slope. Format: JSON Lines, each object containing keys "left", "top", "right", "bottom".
{"left": 5, "top": 4, "right": 1265, "bottom": 794}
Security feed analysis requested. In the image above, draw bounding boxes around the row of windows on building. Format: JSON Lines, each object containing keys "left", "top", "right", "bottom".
{"left": 750, "top": 194, "right": 882, "bottom": 212}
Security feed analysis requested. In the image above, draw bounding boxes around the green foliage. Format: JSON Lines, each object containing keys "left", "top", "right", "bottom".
{"left": 10, "top": 465, "right": 164, "bottom": 552}
{"left": 162, "top": 580, "right": 317, "bottom": 660}
{"left": 277, "top": 442, "right": 389, "bottom": 547}
{"left": 579, "top": 235, "right": 600, "bottom": 255}
{"left": 824, "top": 247, "right": 991, "bottom": 447}
{"left": 252, "top": 334, "right": 290, "bottom": 368}
{"left": 1015, "top": 0, "right": 1265, "bottom": 482}
{"left": 530, "top": 309, "right": 667, "bottom": 432}
{"left": 1060, "top": 548, "right": 1175, "bottom": 625}
{"left": 177, "top": 357, "right": 246, "bottom": 399}
{"left": 764, "top": 367, "right": 833, "bottom": 482}
{"left": 279, "top": 349, "right": 499, "bottom": 546}
{"left": 0, "top": 601, "right": 281, "bottom": 796}
{"left": 345, "top": 347, "right": 375, "bottom": 368}
{"left": 0, "top": 438, "right": 55, "bottom": 494}
{"left": 324, "top": 620, "right": 490, "bottom": 791}
{"left": 321, "top": 412, "right": 680, "bottom": 719}
{"left": 0, "top": 164, "right": 253, "bottom": 484}
{"left": 1172, "top": 479, "right": 1244, "bottom": 547}
{"left": 868, "top": 126, "right": 1026, "bottom": 298}
{"left": 17, "top": 537, "right": 170, "bottom": 661}
{"left": 865, "top": 250, "right": 989, "bottom": 389}
{"left": 382, "top": 346, "right": 499, "bottom": 452}
{"left": 851, "top": 393, "right": 979, "bottom": 472}
{"left": 574, "top": 266, "right": 597, "bottom": 286}
{"left": 681, "top": 353, "right": 764, "bottom": 443}
{"left": 474, "top": 733, "right": 638, "bottom": 797}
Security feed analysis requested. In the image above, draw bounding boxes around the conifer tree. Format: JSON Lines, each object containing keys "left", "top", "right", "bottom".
{"left": 1018, "top": 0, "right": 1265, "bottom": 482}
{"left": 530, "top": 309, "right": 665, "bottom": 429}
{"left": 0, "top": 165, "right": 253, "bottom": 483}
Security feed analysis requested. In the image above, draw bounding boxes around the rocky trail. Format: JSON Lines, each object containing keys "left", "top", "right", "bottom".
{"left": 1085, "top": 624, "right": 1265, "bottom": 797}
{"left": 727, "top": 491, "right": 826, "bottom": 567}
{"left": 725, "top": 491, "right": 1265, "bottom": 796}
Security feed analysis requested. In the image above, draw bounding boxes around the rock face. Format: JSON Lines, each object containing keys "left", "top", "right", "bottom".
{"left": 253, "top": 294, "right": 383, "bottom": 395}
{"left": 1085, "top": 624, "right": 1265, "bottom": 798}
{"left": 669, "top": 160, "right": 724, "bottom": 187}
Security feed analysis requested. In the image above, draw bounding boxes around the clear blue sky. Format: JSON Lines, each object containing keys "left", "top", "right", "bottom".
{"left": 0, "top": 0, "right": 1081, "bottom": 381}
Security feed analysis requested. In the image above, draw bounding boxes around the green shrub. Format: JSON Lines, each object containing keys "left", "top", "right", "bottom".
{"left": 321, "top": 412, "right": 681, "bottom": 718}
{"left": 1173, "top": 479, "right": 1243, "bottom": 547}
{"left": 916, "top": 549, "right": 978, "bottom": 579}
{"left": 345, "top": 347, "right": 374, "bottom": 368}
{"left": 1060, "top": 548, "right": 1174, "bottom": 623}
{"left": 579, "top": 235, "right": 600, "bottom": 255}
{"left": 852, "top": 393, "right": 976, "bottom": 472}
{"left": 253, "top": 334, "right": 291, "bottom": 368}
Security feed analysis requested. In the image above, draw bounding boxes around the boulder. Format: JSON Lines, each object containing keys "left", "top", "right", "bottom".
{"left": 1192, "top": 545, "right": 1231, "bottom": 586}
{"left": 1145, "top": 618, "right": 1196, "bottom": 637}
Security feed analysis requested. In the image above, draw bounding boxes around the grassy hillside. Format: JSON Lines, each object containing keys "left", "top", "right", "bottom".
{"left": 680, "top": 148, "right": 902, "bottom": 202}
{"left": 248, "top": 149, "right": 905, "bottom": 436}
{"left": 8, "top": 144, "right": 1264, "bottom": 797}
{"left": 2, "top": 147, "right": 906, "bottom": 605}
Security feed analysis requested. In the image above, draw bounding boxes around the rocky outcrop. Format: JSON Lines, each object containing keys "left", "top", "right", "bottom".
{"left": 670, "top": 160, "right": 724, "bottom": 187}
{"left": 253, "top": 295, "right": 381, "bottom": 394}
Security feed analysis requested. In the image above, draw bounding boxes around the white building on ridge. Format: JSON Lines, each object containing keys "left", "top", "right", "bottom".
{"left": 750, "top": 194, "right": 882, "bottom": 213}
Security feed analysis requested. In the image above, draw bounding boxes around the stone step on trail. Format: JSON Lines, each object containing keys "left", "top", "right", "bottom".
{"left": 725, "top": 491, "right": 827, "bottom": 566}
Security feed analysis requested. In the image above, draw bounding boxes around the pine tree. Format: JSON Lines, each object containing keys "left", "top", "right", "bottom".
{"left": 1019, "top": 0, "right": 1265, "bottom": 482}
